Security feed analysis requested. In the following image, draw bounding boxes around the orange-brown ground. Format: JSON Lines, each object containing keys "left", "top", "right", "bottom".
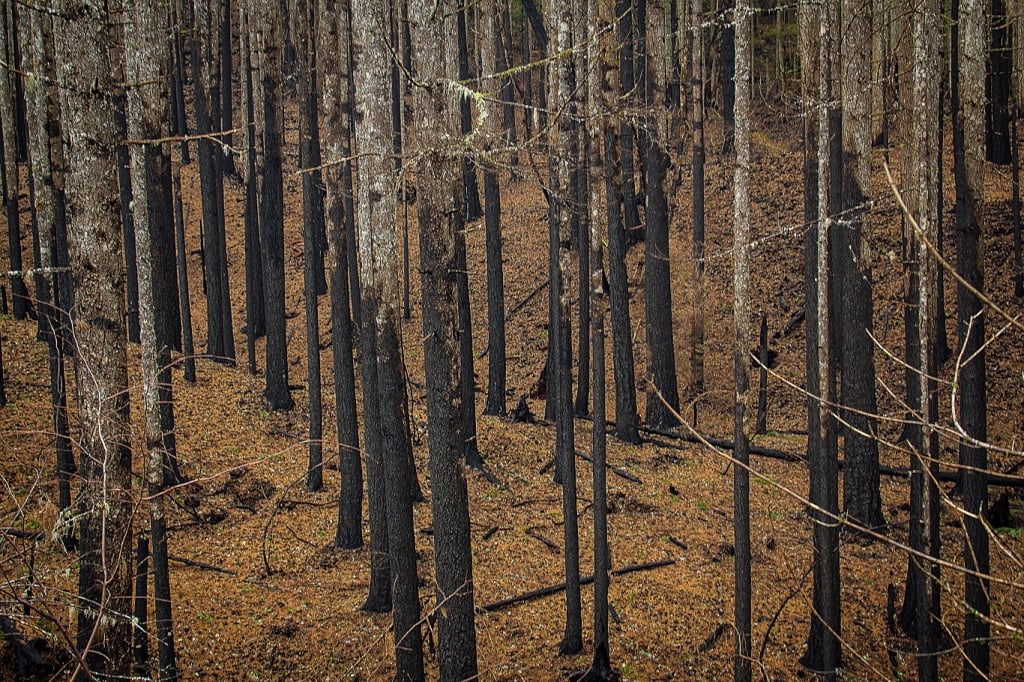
{"left": 1, "top": 107, "right": 1023, "bottom": 681}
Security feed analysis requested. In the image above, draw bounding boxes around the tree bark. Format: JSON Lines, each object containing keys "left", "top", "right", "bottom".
{"left": 732, "top": 2, "right": 752, "bottom": 678}
{"left": 0, "top": 3, "right": 29, "bottom": 321}
{"left": 352, "top": 0, "right": 423, "bottom": 674}
{"left": 955, "top": 0, "right": 990, "bottom": 676}
{"left": 124, "top": 0, "right": 180, "bottom": 674}
{"left": 317, "top": 0, "right": 362, "bottom": 552}
{"left": 642, "top": 0, "right": 681, "bottom": 428}
{"left": 409, "top": 5, "right": 480, "bottom": 677}
{"left": 55, "top": 2, "right": 134, "bottom": 674}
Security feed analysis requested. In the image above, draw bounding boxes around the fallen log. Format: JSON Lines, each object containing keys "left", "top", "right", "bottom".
{"left": 479, "top": 559, "right": 675, "bottom": 613}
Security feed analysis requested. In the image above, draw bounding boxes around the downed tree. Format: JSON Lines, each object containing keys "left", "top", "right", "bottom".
{"left": 480, "top": 559, "right": 675, "bottom": 613}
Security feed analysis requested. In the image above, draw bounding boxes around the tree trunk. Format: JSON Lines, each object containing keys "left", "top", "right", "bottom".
{"left": 352, "top": 1, "right": 423, "bottom": 674}
{"left": 732, "top": 2, "right": 752, "bottom": 679}
{"left": 457, "top": 7, "right": 484, "bottom": 222}
{"left": 55, "top": 2, "right": 134, "bottom": 674}
{"left": 192, "top": 0, "right": 236, "bottom": 364}
{"left": 690, "top": 0, "right": 706, "bottom": 398}
{"left": 409, "top": 6, "right": 480, "bottom": 677}
{"left": 642, "top": 0, "right": 681, "bottom": 428}
{"left": 1, "top": 4, "right": 29, "bottom": 322}
{"left": 839, "top": 0, "right": 884, "bottom": 532}
{"left": 584, "top": 1, "right": 619, "bottom": 678}
{"left": 124, "top": 0, "right": 181, "bottom": 673}
{"left": 317, "top": 0, "right": 362, "bottom": 552}
{"left": 801, "top": 0, "right": 841, "bottom": 674}
{"left": 296, "top": 0, "right": 323, "bottom": 490}
{"left": 618, "top": 0, "right": 642, "bottom": 242}
{"left": 481, "top": 5, "right": 507, "bottom": 417}
{"left": 253, "top": 0, "right": 294, "bottom": 410}
{"left": 955, "top": 0, "right": 990, "bottom": 676}
{"left": 550, "top": 0, "right": 583, "bottom": 656}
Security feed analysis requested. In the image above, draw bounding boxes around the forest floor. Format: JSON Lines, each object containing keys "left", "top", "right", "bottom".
{"left": 2, "top": 103, "right": 1024, "bottom": 681}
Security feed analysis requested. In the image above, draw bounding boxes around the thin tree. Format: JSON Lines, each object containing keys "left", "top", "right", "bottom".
{"left": 409, "top": 4, "right": 480, "bottom": 677}
{"left": 641, "top": 0, "right": 681, "bottom": 428}
{"left": 603, "top": 5, "right": 641, "bottom": 444}
{"left": 457, "top": 7, "right": 484, "bottom": 222}
{"left": 732, "top": 0, "right": 752, "bottom": 678}
{"left": 0, "top": 3, "right": 29, "bottom": 321}
{"left": 54, "top": 1, "right": 134, "bottom": 674}
{"left": 582, "top": 1, "right": 620, "bottom": 678}
{"left": 191, "top": 0, "right": 235, "bottom": 364}
{"left": 690, "top": 0, "right": 706, "bottom": 401}
{"left": 252, "top": 0, "right": 294, "bottom": 410}
{"left": 352, "top": 0, "right": 423, "bottom": 673}
{"left": 800, "top": 0, "right": 841, "bottom": 674}
{"left": 317, "top": 0, "right": 362, "bottom": 551}
{"left": 550, "top": 0, "right": 583, "bottom": 655}
{"left": 124, "top": 0, "right": 180, "bottom": 673}
{"left": 296, "top": 0, "right": 323, "bottom": 490}
{"left": 720, "top": 0, "right": 736, "bottom": 154}
{"left": 482, "top": 0, "right": 508, "bottom": 418}
{"left": 617, "top": 0, "right": 642, "bottom": 241}
{"left": 239, "top": 5, "right": 265, "bottom": 376}
{"left": 955, "top": 0, "right": 989, "bottom": 677}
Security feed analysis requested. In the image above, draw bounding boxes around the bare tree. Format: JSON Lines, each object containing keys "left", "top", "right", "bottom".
{"left": 317, "top": 0, "right": 362, "bottom": 551}
{"left": 732, "top": 1, "right": 752, "bottom": 678}
{"left": 54, "top": 1, "right": 134, "bottom": 674}
{"left": 409, "top": 3, "right": 479, "bottom": 676}
{"left": 124, "top": 0, "right": 180, "bottom": 674}
{"left": 955, "top": 0, "right": 990, "bottom": 678}
{"left": 352, "top": 0, "right": 423, "bottom": 673}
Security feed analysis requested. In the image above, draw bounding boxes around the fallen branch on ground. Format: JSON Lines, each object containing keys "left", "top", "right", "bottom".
{"left": 479, "top": 559, "right": 676, "bottom": 612}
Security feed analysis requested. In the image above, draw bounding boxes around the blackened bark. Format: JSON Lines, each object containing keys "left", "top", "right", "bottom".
{"left": 956, "top": 0, "right": 990, "bottom": 676}
{"left": 255, "top": 0, "right": 294, "bottom": 410}
{"left": 456, "top": 213, "right": 483, "bottom": 468}
{"left": 551, "top": 2, "right": 582, "bottom": 656}
{"left": 296, "top": 0, "right": 322, "bottom": 490}
{"left": 115, "top": 97, "right": 141, "bottom": 345}
{"left": 482, "top": 3, "right": 507, "bottom": 418}
{"left": 220, "top": 0, "right": 236, "bottom": 178}
{"left": 690, "top": 0, "right": 706, "bottom": 397}
{"left": 0, "top": 3, "right": 29, "bottom": 321}
{"left": 457, "top": 8, "right": 484, "bottom": 222}
{"left": 641, "top": 0, "right": 680, "bottom": 429}
{"left": 986, "top": 0, "right": 1011, "bottom": 163}
{"left": 240, "top": 6, "right": 265, "bottom": 376}
{"left": 617, "top": 0, "right": 641, "bottom": 240}
{"left": 838, "top": 0, "right": 883, "bottom": 532}
{"left": 171, "top": 163, "right": 197, "bottom": 384}
{"left": 410, "top": 5, "right": 480, "bottom": 674}
{"left": 192, "top": 0, "right": 235, "bottom": 364}
{"left": 317, "top": 0, "right": 362, "bottom": 550}
{"left": 498, "top": 2, "right": 520, "bottom": 172}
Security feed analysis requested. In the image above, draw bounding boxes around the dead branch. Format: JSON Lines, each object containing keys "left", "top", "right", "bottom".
{"left": 168, "top": 554, "right": 238, "bottom": 576}
{"left": 575, "top": 449, "right": 642, "bottom": 483}
{"left": 479, "top": 559, "right": 676, "bottom": 612}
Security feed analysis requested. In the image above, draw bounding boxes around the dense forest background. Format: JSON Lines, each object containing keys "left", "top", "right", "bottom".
{"left": 0, "top": 0, "right": 1023, "bottom": 680}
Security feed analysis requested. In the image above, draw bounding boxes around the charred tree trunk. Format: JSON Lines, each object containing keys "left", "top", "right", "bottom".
{"left": 317, "top": 0, "right": 362, "bottom": 551}
{"left": 55, "top": 2, "right": 135, "bottom": 673}
{"left": 409, "top": 6, "right": 480, "bottom": 676}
